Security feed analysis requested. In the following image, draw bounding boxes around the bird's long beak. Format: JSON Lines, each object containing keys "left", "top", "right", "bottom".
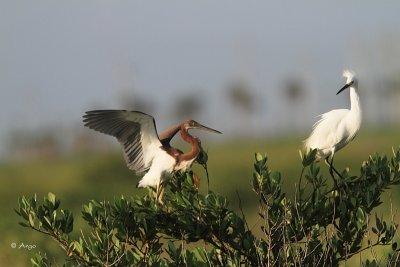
{"left": 336, "top": 81, "right": 354, "bottom": 95}
{"left": 194, "top": 123, "right": 222, "bottom": 134}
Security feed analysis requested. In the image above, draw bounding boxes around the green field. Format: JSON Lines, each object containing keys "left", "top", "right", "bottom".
{"left": 1, "top": 128, "right": 399, "bottom": 266}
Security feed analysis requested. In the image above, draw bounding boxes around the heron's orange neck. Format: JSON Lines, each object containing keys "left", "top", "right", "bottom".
{"left": 179, "top": 127, "right": 200, "bottom": 161}
{"left": 159, "top": 124, "right": 181, "bottom": 147}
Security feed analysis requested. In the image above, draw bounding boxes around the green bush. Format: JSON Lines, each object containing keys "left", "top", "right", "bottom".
{"left": 16, "top": 148, "right": 400, "bottom": 266}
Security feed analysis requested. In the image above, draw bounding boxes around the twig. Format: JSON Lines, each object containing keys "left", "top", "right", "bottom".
{"left": 202, "top": 163, "right": 210, "bottom": 193}
{"left": 236, "top": 190, "right": 250, "bottom": 231}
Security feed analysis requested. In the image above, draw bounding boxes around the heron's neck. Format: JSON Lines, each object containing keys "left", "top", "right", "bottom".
{"left": 179, "top": 129, "right": 200, "bottom": 161}
{"left": 350, "top": 86, "right": 361, "bottom": 113}
{"left": 180, "top": 128, "right": 195, "bottom": 147}
{"left": 159, "top": 124, "right": 181, "bottom": 143}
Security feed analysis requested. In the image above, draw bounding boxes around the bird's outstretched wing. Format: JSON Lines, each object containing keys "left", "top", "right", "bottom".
{"left": 83, "top": 110, "right": 163, "bottom": 175}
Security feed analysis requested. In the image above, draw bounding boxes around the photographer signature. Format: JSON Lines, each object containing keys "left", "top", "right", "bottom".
{"left": 10, "top": 242, "right": 36, "bottom": 251}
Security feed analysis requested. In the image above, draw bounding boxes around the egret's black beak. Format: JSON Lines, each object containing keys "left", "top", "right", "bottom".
{"left": 194, "top": 123, "right": 222, "bottom": 134}
{"left": 336, "top": 81, "right": 354, "bottom": 95}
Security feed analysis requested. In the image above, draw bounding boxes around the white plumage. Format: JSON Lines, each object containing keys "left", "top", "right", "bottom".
{"left": 137, "top": 151, "right": 176, "bottom": 188}
{"left": 304, "top": 70, "right": 362, "bottom": 161}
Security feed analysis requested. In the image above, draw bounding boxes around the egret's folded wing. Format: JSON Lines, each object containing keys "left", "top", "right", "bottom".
{"left": 83, "top": 110, "right": 163, "bottom": 175}
{"left": 304, "top": 109, "right": 348, "bottom": 151}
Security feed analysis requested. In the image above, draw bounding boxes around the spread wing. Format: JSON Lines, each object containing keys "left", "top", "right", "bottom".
{"left": 83, "top": 110, "right": 163, "bottom": 175}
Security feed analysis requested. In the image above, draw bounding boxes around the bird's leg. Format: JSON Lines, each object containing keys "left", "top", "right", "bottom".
{"left": 329, "top": 155, "right": 343, "bottom": 179}
{"left": 325, "top": 157, "right": 339, "bottom": 189}
{"left": 158, "top": 185, "right": 165, "bottom": 204}
{"left": 154, "top": 183, "right": 159, "bottom": 202}
{"left": 327, "top": 156, "right": 349, "bottom": 203}
{"left": 155, "top": 182, "right": 164, "bottom": 205}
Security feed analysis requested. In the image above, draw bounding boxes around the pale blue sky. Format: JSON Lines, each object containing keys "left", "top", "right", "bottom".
{"left": 1, "top": 1, "right": 400, "bottom": 154}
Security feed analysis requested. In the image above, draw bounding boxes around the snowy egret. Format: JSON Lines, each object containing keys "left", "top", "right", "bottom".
{"left": 304, "top": 70, "right": 361, "bottom": 177}
{"left": 83, "top": 110, "right": 221, "bottom": 202}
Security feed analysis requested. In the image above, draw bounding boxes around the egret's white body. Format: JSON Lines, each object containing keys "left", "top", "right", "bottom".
{"left": 304, "top": 70, "right": 361, "bottom": 160}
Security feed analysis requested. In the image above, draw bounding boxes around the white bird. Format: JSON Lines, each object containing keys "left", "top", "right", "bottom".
{"left": 83, "top": 110, "right": 221, "bottom": 202}
{"left": 304, "top": 70, "right": 362, "bottom": 175}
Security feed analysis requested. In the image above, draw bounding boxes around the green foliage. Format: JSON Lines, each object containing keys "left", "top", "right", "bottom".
{"left": 16, "top": 148, "right": 400, "bottom": 266}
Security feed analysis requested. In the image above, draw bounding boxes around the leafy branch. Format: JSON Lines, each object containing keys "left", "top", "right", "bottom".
{"left": 16, "top": 147, "right": 400, "bottom": 266}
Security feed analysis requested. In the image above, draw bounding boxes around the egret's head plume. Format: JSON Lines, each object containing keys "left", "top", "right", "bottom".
{"left": 337, "top": 70, "right": 358, "bottom": 95}
{"left": 343, "top": 70, "right": 357, "bottom": 85}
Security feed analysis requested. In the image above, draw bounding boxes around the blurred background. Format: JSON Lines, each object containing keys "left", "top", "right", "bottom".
{"left": 1, "top": 1, "right": 400, "bottom": 265}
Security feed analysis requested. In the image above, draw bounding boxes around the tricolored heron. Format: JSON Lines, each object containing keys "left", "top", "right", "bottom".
{"left": 304, "top": 70, "right": 361, "bottom": 178}
{"left": 83, "top": 110, "right": 221, "bottom": 202}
